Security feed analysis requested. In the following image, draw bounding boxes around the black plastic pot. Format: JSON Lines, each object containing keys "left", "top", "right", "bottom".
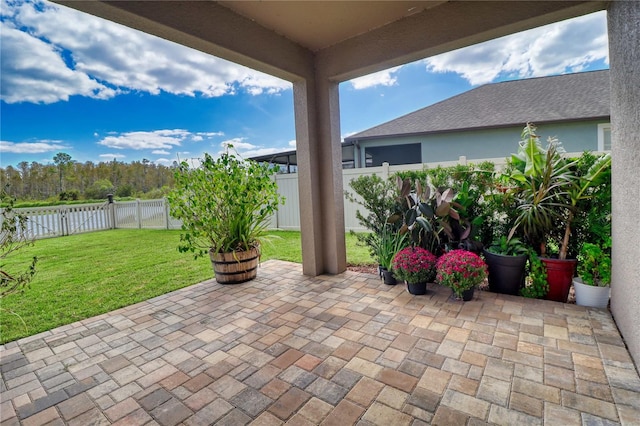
{"left": 381, "top": 269, "right": 397, "bottom": 285}
{"left": 407, "top": 281, "right": 427, "bottom": 295}
{"left": 462, "top": 287, "right": 475, "bottom": 301}
{"left": 483, "top": 249, "right": 527, "bottom": 296}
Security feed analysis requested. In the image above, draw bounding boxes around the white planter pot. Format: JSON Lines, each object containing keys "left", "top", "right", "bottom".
{"left": 573, "top": 277, "right": 610, "bottom": 308}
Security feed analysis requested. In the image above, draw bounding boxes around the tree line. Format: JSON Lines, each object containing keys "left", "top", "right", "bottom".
{"left": 1, "top": 153, "right": 176, "bottom": 202}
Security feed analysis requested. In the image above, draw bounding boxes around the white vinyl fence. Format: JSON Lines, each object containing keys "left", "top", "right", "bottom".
{"left": 6, "top": 199, "right": 182, "bottom": 240}
{"left": 274, "top": 156, "right": 510, "bottom": 232}
{"left": 6, "top": 156, "right": 514, "bottom": 240}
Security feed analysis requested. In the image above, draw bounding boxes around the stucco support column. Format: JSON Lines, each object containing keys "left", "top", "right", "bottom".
{"left": 608, "top": 0, "right": 640, "bottom": 367}
{"left": 293, "top": 76, "right": 347, "bottom": 276}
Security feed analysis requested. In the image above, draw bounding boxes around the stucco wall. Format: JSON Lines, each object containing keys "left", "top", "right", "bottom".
{"left": 608, "top": 0, "right": 640, "bottom": 368}
{"left": 358, "top": 120, "right": 607, "bottom": 166}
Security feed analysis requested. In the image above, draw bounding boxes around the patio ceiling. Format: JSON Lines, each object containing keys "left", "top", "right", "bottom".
{"left": 57, "top": 1, "right": 606, "bottom": 82}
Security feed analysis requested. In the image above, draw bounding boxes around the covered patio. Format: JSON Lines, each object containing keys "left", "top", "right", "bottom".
{"left": 1, "top": 260, "right": 639, "bottom": 425}
{"left": 2, "top": 1, "right": 638, "bottom": 424}
{"left": 49, "top": 0, "right": 640, "bottom": 369}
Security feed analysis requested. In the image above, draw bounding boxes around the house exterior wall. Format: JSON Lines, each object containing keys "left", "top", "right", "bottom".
{"left": 357, "top": 120, "right": 608, "bottom": 166}
{"left": 608, "top": 0, "right": 640, "bottom": 370}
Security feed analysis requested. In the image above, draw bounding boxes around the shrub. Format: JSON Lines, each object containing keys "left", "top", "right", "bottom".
{"left": 1, "top": 189, "right": 37, "bottom": 298}
{"left": 520, "top": 251, "right": 548, "bottom": 298}
{"left": 345, "top": 174, "right": 398, "bottom": 262}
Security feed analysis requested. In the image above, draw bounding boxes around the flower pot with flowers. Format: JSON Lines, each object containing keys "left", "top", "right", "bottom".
{"left": 392, "top": 246, "right": 437, "bottom": 295}
{"left": 436, "top": 249, "right": 488, "bottom": 301}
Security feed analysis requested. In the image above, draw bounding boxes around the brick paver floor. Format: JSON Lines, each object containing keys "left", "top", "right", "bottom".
{"left": 1, "top": 260, "right": 639, "bottom": 425}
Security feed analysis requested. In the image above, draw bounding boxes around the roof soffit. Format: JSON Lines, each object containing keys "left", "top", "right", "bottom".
{"left": 55, "top": 1, "right": 606, "bottom": 83}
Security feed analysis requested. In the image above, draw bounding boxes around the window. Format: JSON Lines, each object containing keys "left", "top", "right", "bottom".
{"left": 598, "top": 123, "right": 611, "bottom": 151}
{"left": 365, "top": 143, "right": 422, "bottom": 167}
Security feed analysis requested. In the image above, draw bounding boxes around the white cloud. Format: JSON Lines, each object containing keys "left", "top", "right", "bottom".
{"left": 206, "top": 137, "right": 294, "bottom": 159}
{"left": 341, "top": 131, "right": 359, "bottom": 140}
{"left": 349, "top": 67, "right": 401, "bottom": 90}
{"left": 1, "top": 0, "right": 292, "bottom": 104}
{"left": 239, "top": 147, "right": 290, "bottom": 158}
{"left": 424, "top": 11, "right": 608, "bottom": 86}
{"left": 0, "top": 140, "right": 69, "bottom": 153}
{"left": 220, "top": 138, "right": 256, "bottom": 151}
{"left": 153, "top": 158, "right": 174, "bottom": 166}
{"left": 99, "top": 153, "right": 126, "bottom": 159}
{"left": 191, "top": 131, "right": 224, "bottom": 142}
{"left": 288, "top": 140, "right": 296, "bottom": 148}
{"left": 97, "top": 129, "right": 220, "bottom": 150}
{"left": 0, "top": 22, "right": 117, "bottom": 104}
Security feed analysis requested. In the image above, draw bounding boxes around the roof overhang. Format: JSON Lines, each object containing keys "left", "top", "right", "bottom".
{"left": 55, "top": 1, "right": 606, "bottom": 83}
{"left": 344, "top": 116, "right": 612, "bottom": 143}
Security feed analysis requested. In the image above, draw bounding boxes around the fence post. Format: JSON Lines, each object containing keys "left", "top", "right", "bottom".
{"left": 459, "top": 155, "right": 467, "bottom": 165}
{"left": 59, "top": 205, "right": 68, "bottom": 236}
{"left": 382, "top": 162, "right": 390, "bottom": 180}
{"left": 107, "top": 194, "right": 116, "bottom": 229}
{"left": 164, "top": 198, "right": 170, "bottom": 230}
{"left": 136, "top": 199, "right": 142, "bottom": 229}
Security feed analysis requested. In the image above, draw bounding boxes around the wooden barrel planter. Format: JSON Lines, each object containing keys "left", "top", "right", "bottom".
{"left": 210, "top": 247, "right": 259, "bottom": 284}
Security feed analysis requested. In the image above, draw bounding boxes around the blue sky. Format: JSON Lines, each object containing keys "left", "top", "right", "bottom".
{"left": 1, "top": 1, "right": 609, "bottom": 168}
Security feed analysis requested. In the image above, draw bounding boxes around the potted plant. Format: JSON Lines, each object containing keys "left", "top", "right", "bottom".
{"left": 391, "top": 246, "right": 437, "bottom": 295}
{"left": 506, "top": 123, "right": 611, "bottom": 302}
{"left": 168, "top": 146, "right": 285, "bottom": 284}
{"left": 387, "top": 178, "right": 476, "bottom": 256}
{"left": 374, "top": 225, "right": 409, "bottom": 285}
{"left": 574, "top": 241, "right": 611, "bottom": 308}
{"left": 483, "top": 236, "right": 529, "bottom": 295}
{"left": 436, "top": 249, "right": 487, "bottom": 301}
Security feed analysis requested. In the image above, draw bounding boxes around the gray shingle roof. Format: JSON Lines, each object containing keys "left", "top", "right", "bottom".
{"left": 345, "top": 70, "right": 610, "bottom": 141}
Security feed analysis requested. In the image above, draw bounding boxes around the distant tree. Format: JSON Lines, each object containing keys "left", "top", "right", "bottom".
{"left": 85, "top": 179, "right": 115, "bottom": 200}
{"left": 1, "top": 157, "right": 175, "bottom": 202}
{"left": 115, "top": 183, "right": 134, "bottom": 198}
{"left": 53, "top": 152, "right": 73, "bottom": 193}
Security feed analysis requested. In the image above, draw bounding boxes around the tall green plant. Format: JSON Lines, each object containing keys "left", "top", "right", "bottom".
{"left": 388, "top": 177, "right": 477, "bottom": 255}
{"left": 374, "top": 225, "right": 409, "bottom": 270}
{"left": 506, "top": 124, "right": 575, "bottom": 256}
{"left": 507, "top": 124, "right": 611, "bottom": 259}
{"left": 395, "top": 162, "right": 496, "bottom": 246}
{"left": 345, "top": 174, "right": 397, "bottom": 235}
{"left": 520, "top": 251, "right": 548, "bottom": 298}
{"left": 564, "top": 152, "right": 611, "bottom": 257}
{"left": 345, "top": 174, "right": 398, "bottom": 259}
{"left": 577, "top": 241, "right": 611, "bottom": 287}
{"left": 168, "top": 148, "right": 285, "bottom": 257}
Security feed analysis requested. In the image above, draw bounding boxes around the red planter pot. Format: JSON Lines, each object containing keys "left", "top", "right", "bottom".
{"left": 541, "top": 258, "right": 577, "bottom": 303}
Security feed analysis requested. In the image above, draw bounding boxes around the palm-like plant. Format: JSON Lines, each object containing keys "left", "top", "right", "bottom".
{"left": 506, "top": 123, "right": 611, "bottom": 260}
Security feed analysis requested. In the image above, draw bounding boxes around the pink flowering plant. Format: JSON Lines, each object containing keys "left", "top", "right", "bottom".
{"left": 392, "top": 246, "right": 437, "bottom": 284}
{"left": 436, "top": 249, "right": 488, "bottom": 298}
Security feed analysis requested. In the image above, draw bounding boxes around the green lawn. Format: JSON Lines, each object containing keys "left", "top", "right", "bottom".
{"left": 0, "top": 229, "right": 374, "bottom": 343}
